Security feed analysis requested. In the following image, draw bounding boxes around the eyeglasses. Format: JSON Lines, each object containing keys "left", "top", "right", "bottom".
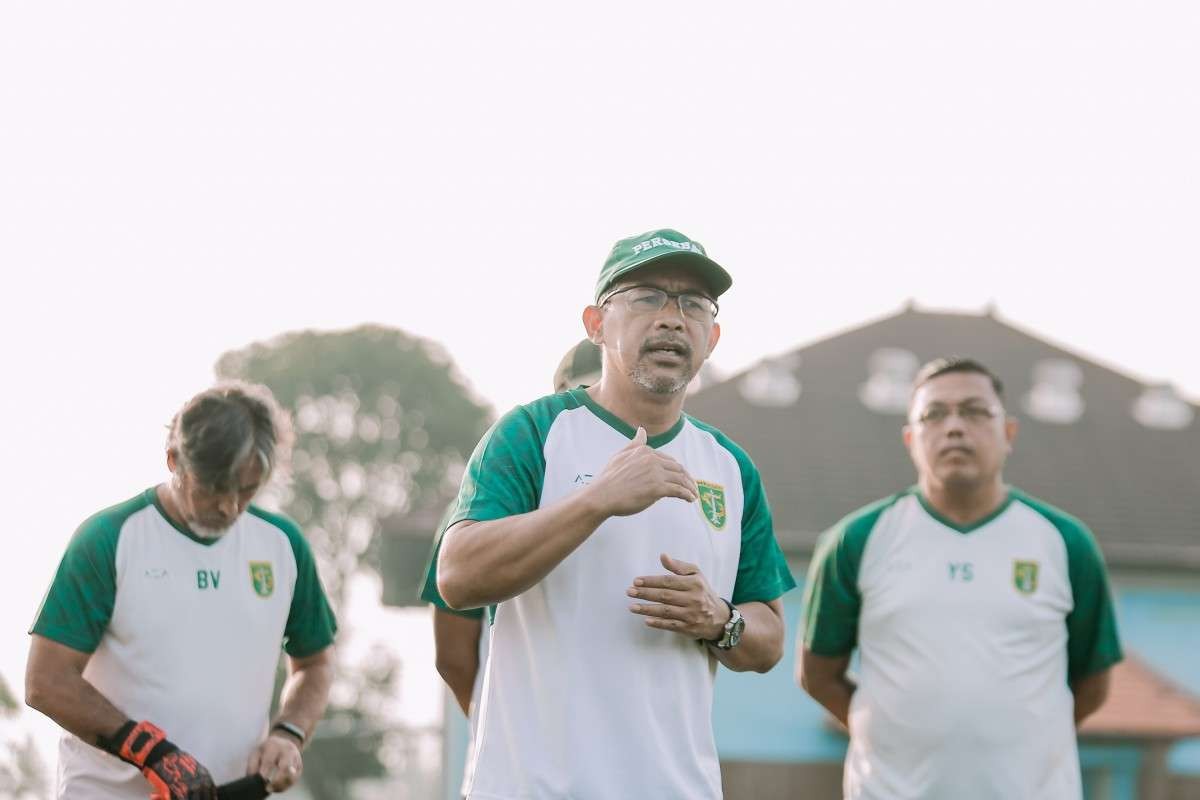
{"left": 599, "top": 285, "right": 719, "bottom": 323}
{"left": 914, "top": 403, "right": 1001, "bottom": 426}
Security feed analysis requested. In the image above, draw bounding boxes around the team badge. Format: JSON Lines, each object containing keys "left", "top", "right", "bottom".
{"left": 1013, "top": 560, "right": 1039, "bottom": 595}
{"left": 696, "top": 480, "right": 727, "bottom": 530}
{"left": 250, "top": 562, "right": 275, "bottom": 598}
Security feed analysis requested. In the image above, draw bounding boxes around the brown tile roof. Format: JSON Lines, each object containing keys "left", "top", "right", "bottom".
{"left": 1081, "top": 654, "right": 1200, "bottom": 740}
{"left": 685, "top": 307, "right": 1200, "bottom": 569}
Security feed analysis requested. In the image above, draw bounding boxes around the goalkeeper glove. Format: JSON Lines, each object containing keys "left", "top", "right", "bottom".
{"left": 101, "top": 720, "right": 217, "bottom": 800}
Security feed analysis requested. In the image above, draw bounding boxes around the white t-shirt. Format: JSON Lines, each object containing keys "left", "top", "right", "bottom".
{"left": 443, "top": 389, "right": 795, "bottom": 800}
{"left": 802, "top": 487, "right": 1122, "bottom": 800}
{"left": 32, "top": 489, "right": 336, "bottom": 799}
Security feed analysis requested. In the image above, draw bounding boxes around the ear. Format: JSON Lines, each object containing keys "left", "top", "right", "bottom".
{"left": 901, "top": 424, "right": 913, "bottom": 450}
{"left": 1003, "top": 415, "right": 1019, "bottom": 452}
{"left": 167, "top": 448, "right": 179, "bottom": 473}
{"left": 582, "top": 305, "right": 604, "bottom": 344}
{"left": 705, "top": 322, "right": 721, "bottom": 357}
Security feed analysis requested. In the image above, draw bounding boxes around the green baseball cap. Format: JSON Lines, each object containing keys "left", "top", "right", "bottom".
{"left": 594, "top": 228, "right": 732, "bottom": 303}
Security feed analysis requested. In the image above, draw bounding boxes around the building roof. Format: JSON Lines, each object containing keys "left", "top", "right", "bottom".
{"left": 1081, "top": 654, "right": 1200, "bottom": 740}
{"left": 686, "top": 306, "right": 1200, "bottom": 569}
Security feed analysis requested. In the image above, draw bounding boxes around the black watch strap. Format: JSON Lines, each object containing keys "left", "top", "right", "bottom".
{"left": 271, "top": 721, "right": 307, "bottom": 746}
{"left": 709, "top": 598, "right": 735, "bottom": 644}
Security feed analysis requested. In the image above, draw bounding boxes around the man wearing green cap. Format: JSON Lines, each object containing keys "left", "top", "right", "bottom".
{"left": 438, "top": 229, "right": 795, "bottom": 799}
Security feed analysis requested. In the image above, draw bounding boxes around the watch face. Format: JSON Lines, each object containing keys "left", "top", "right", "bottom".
{"left": 729, "top": 615, "right": 745, "bottom": 647}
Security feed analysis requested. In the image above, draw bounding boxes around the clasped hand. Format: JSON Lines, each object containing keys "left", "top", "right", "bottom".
{"left": 628, "top": 553, "right": 730, "bottom": 642}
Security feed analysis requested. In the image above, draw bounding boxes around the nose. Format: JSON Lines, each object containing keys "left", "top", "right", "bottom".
{"left": 217, "top": 493, "right": 239, "bottom": 517}
{"left": 943, "top": 413, "right": 967, "bottom": 436}
{"left": 652, "top": 300, "right": 687, "bottom": 331}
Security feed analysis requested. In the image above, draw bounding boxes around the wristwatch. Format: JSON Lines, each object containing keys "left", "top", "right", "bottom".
{"left": 713, "top": 599, "right": 744, "bottom": 651}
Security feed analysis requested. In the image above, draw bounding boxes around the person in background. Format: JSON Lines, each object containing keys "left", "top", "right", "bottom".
{"left": 798, "top": 357, "right": 1122, "bottom": 800}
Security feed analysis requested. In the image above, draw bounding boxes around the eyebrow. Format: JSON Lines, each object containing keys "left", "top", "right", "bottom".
{"left": 922, "top": 396, "right": 991, "bottom": 406}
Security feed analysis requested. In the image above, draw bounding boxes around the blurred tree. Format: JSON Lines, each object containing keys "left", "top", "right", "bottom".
{"left": 216, "top": 325, "right": 492, "bottom": 799}
{"left": 0, "top": 672, "right": 49, "bottom": 800}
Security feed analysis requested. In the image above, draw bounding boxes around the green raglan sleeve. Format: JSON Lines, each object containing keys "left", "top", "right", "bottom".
{"left": 255, "top": 510, "right": 338, "bottom": 658}
{"left": 29, "top": 511, "right": 124, "bottom": 653}
{"left": 729, "top": 453, "right": 796, "bottom": 606}
{"left": 1061, "top": 520, "right": 1123, "bottom": 682}
{"left": 419, "top": 507, "right": 484, "bottom": 620}
{"left": 801, "top": 499, "right": 889, "bottom": 657}
{"left": 447, "top": 406, "right": 546, "bottom": 527}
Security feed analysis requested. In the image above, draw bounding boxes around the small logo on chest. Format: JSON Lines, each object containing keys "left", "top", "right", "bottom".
{"left": 696, "top": 480, "right": 727, "bottom": 531}
{"left": 1013, "top": 560, "right": 1039, "bottom": 595}
{"left": 250, "top": 562, "right": 275, "bottom": 597}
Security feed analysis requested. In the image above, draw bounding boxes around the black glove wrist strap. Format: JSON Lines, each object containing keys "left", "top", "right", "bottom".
{"left": 98, "top": 719, "right": 178, "bottom": 769}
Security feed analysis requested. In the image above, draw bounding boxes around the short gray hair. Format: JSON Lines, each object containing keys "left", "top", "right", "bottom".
{"left": 167, "top": 381, "right": 293, "bottom": 490}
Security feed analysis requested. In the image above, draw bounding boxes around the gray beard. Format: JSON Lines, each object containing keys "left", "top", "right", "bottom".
{"left": 630, "top": 363, "right": 692, "bottom": 395}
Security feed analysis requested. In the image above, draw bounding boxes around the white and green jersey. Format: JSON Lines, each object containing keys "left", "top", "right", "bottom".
{"left": 30, "top": 489, "right": 337, "bottom": 799}
{"left": 802, "top": 487, "right": 1122, "bottom": 800}
{"left": 442, "top": 388, "right": 795, "bottom": 800}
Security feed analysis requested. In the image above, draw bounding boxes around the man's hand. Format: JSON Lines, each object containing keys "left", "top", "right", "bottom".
{"left": 587, "top": 428, "right": 698, "bottom": 516}
{"left": 247, "top": 730, "right": 304, "bottom": 792}
{"left": 627, "top": 553, "right": 729, "bottom": 641}
{"left": 100, "top": 720, "right": 216, "bottom": 800}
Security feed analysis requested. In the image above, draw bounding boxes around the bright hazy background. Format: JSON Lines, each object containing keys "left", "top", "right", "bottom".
{"left": 2, "top": 0, "right": 1196, "bottom": 783}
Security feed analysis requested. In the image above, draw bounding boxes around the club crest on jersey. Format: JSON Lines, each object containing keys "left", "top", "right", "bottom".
{"left": 1013, "top": 560, "right": 1039, "bottom": 595}
{"left": 250, "top": 562, "right": 275, "bottom": 598}
{"left": 697, "top": 481, "right": 727, "bottom": 530}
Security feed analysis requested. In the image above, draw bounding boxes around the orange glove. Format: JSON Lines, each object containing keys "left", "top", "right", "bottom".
{"left": 101, "top": 720, "right": 217, "bottom": 800}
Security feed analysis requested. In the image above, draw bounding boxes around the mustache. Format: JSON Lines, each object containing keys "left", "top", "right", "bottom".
{"left": 640, "top": 337, "right": 693, "bottom": 358}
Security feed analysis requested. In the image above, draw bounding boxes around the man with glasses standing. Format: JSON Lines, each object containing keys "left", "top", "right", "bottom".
{"left": 798, "top": 358, "right": 1122, "bottom": 800}
{"left": 437, "top": 229, "right": 795, "bottom": 800}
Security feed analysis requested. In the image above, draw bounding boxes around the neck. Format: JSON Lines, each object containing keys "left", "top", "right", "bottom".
{"left": 918, "top": 476, "right": 1008, "bottom": 526}
{"left": 155, "top": 483, "right": 187, "bottom": 528}
{"left": 586, "top": 377, "right": 687, "bottom": 436}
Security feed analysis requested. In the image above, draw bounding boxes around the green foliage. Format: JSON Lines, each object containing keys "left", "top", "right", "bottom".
{"left": 0, "top": 673, "right": 48, "bottom": 800}
{"left": 216, "top": 324, "right": 492, "bottom": 605}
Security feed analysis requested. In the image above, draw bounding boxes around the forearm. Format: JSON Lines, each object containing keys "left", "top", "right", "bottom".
{"left": 275, "top": 652, "right": 335, "bottom": 740}
{"left": 439, "top": 659, "right": 478, "bottom": 717}
{"left": 803, "top": 674, "right": 855, "bottom": 728}
{"left": 711, "top": 601, "right": 785, "bottom": 673}
{"left": 797, "top": 648, "right": 855, "bottom": 729}
{"left": 26, "top": 668, "right": 128, "bottom": 746}
{"left": 438, "top": 489, "right": 609, "bottom": 608}
{"left": 433, "top": 610, "right": 482, "bottom": 717}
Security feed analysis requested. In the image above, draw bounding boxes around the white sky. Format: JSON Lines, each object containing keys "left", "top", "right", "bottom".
{"left": 2, "top": 0, "right": 1197, "bottom": 776}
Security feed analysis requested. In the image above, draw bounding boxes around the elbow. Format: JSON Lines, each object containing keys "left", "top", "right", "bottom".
{"left": 434, "top": 654, "right": 470, "bottom": 687}
{"left": 436, "top": 567, "right": 469, "bottom": 611}
{"left": 24, "top": 674, "right": 50, "bottom": 715}
{"left": 754, "top": 641, "right": 786, "bottom": 675}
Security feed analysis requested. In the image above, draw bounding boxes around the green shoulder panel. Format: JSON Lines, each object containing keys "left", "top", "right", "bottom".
{"left": 446, "top": 390, "right": 582, "bottom": 529}
{"left": 30, "top": 490, "right": 153, "bottom": 653}
{"left": 802, "top": 493, "right": 900, "bottom": 657}
{"left": 1011, "top": 489, "right": 1123, "bottom": 681}
{"left": 686, "top": 417, "right": 797, "bottom": 606}
{"left": 247, "top": 506, "right": 338, "bottom": 658}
